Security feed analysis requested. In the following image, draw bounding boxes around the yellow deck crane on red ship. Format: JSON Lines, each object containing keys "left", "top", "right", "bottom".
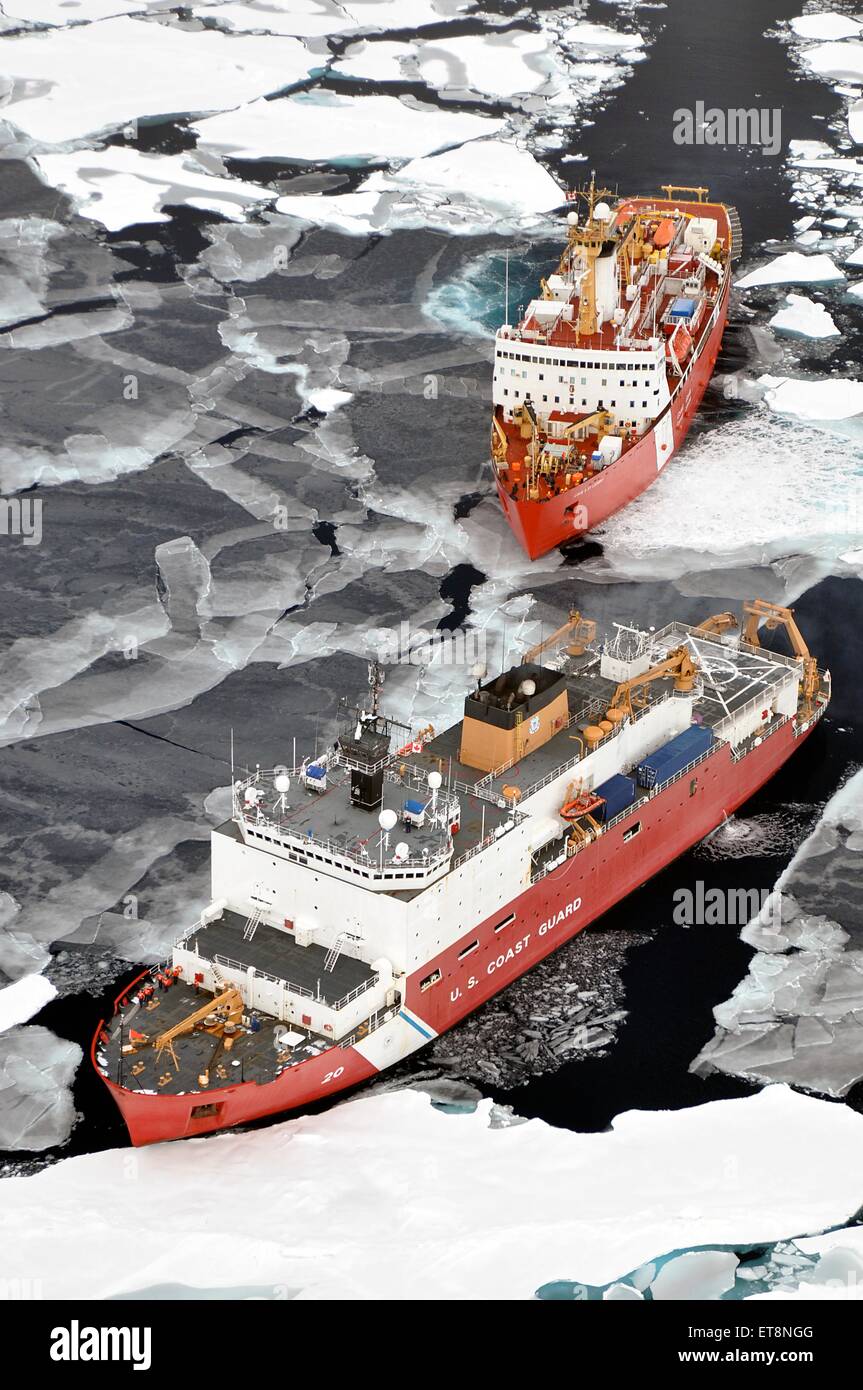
{"left": 152, "top": 987, "right": 244, "bottom": 1071}
{"left": 742, "top": 599, "right": 820, "bottom": 715}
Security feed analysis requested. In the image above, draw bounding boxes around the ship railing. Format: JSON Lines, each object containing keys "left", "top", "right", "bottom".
{"left": 339, "top": 1001, "right": 402, "bottom": 1051}
{"left": 473, "top": 695, "right": 607, "bottom": 792}
{"left": 655, "top": 620, "right": 803, "bottom": 674}
{"left": 516, "top": 688, "right": 677, "bottom": 804}
{"left": 212, "top": 953, "right": 380, "bottom": 1011}
{"left": 452, "top": 824, "right": 513, "bottom": 871}
{"left": 242, "top": 814, "right": 453, "bottom": 879}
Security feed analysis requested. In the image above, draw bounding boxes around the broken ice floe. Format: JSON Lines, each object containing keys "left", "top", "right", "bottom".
{"left": 2, "top": 17, "right": 320, "bottom": 144}
{"left": 736, "top": 250, "right": 845, "bottom": 289}
{"left": 768, "top": 293, "right": 840, "bottom": 338}
{"left": 790, "top": 13, "right": 862, "bottom": 43}
{"left": 31, "top": 148, "right": 275, "bottom": 234}
{"left": 693, "top": 768, "right": 863, "bottom": 1098}
{"left": 193, "top": 91, "right": 505, "bottom": 163}
{"left": 0, "top": 974, "right": 56, "bottom": 1034}
{"left": 191, "top": 0, "right": 483, "bottom": 39}
{"left": 761, "top": 374, "right": 863, "bottom": 420}
{"left": 0, "top": 1025, "right": 81, "bottom": 1153}
{"left": 275, "top": 140, "right": 565, "bottom": 236}
{"left": 1, "top": 1085, "right": 862, "bottom": 1296}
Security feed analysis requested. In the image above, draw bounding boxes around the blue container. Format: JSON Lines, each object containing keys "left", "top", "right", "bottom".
{"left": 306, "top": 763, "right": 326, "bottom": 780}
{"left": 404, "top": 798, "right": 425, "bottom": 816}
{"left": 594, "top": 773, "right": 636, "bottom": 822}
{"left": 636, "top": 725, "right": 714, "bottom": 790}
{"left": 669, "top": 296, "right": 695, "bottom": 320}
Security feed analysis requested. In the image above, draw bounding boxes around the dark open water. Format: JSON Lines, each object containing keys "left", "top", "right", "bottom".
{"left": 3, "top": 0, "right": 861, "bottom": 1166}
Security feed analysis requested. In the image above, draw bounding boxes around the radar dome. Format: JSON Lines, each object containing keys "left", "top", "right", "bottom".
{"left": 274, "top": 773, "right": 291, "bottom": 793}
{"left": 379, "top": 808, "right": 398, "bottom": 832}
{"left": 394, "top": 842, "right": 409, "bottom": 861}
{"left": 427, "top": 770, "right": 443, "bottom": 790}
{"left": 566, "top": 211, "right": 578, "bottom": 227}
{"left": 518, "top": 678, "right": 537, "bottom": 697}
{"left": 594, "top": 201, "right": 612, "bottom": 221}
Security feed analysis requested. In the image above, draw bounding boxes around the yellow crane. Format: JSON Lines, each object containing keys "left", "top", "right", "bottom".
{"left": 525, "top": 610, "right": 597, "bottom": 664}
{"left": 694, "top": 611, "right": 738, "bottom": 637}
{"left": 606, "top": 645, "right": 699, "bottom": 721}
{"left": 152, "top": 987, "right": 244, "bottom": 1070}
{"left": 742, "top": 599, "right": 820, "bottom": 711}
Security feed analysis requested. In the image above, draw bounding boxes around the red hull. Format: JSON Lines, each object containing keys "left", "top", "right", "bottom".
{"left": 496, "top": 276, "right": 730, "bottom": 559}
{"left": 96, "top": 710, "right": 819, "bottom": 1145}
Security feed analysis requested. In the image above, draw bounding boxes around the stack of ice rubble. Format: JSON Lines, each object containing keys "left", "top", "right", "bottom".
{"left": 693, "top": 769, "right": 863, "bottom": 1098}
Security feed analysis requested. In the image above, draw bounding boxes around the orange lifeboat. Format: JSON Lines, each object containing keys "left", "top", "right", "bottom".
{"left": 666, "top": 326, "right": 692, "bottom": 361}
{"left": 652, "top": 217, "right": 676, "bottom": 249}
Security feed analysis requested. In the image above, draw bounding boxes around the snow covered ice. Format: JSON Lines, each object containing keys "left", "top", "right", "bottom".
{"left": 2, "top": 1085, "right": 863, "bottom": 1297}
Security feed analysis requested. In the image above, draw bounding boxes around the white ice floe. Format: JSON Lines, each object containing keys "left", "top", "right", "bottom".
{"left": 768, "top": 293, "right": 840, "bottom": 338}
{"left": 850, "top": 99, "right": 863, "bottom": 144}
{"left": 762, "top": 374, "right": 863, "bottom": 420}
{"left": 559, "top": 20, "right": 646, "bottom": 52}
{"left": 31, "top": 147, "right": 274, "bottom": 233}
{"left": 0, "top": 0, "right": 164, "bottom": 22}
{"left": 801, "top": 39, "right": 863, "bottom": 83}
{"left": 0, "top": 974, "right": 56, "bottom": 1034}
{"left": 192, "top": 0, "right": 476, "bottom": 38}
{"left": 275, "top": 139, "right": 564, "bottom": 235}
{"left": 414, "top": 30, "right": 558, "bottom": 100}
{"left": 0, "top": 1025, "right": 81, "bottom": 1152}
{"left": 1, "top": 17, "right": 319, "bottom": 144}
{"left": 736, "top": 251, "right": 845, "bottom": 288}
{"left": 194, "top": 91, "right": 504, "bottom": 163}
{"left": 2, "top": 1086, "right": 863, "bottom": 1296}
{"left": 332, "top": 39, "right": 416, "bottom": 82}
{"left": 790, "top": 12, "right": 862, "bottom": 42}
{"left": 693, "top": 770, "right": 863, "bottom": 1099}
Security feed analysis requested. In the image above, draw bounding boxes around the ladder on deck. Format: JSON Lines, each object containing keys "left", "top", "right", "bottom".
{"left": 243, "top": 907, "right": 263, "bottom": 942}
{"left": 726, "top": 205, "right": 743, "bottom": 262}
{"left": 324, "top": 932, "right": 346, "bottom": 973}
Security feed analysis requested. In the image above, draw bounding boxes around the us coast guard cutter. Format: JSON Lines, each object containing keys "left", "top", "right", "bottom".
{"left": 95, "top": 600, "right": 829, "bottom": 1144}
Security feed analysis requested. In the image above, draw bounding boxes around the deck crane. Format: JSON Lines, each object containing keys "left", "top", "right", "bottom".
{"left": 605, "top": 645, "right": 699, "bottom": 721}
{"left": 742, "top": 600, "right": 820, "bottom": 713}
{"left": 694, "top": 611, "right": 738, "bottom": 637}
{"left": 151, "top": 987, "right": 245, "bottom": 1071}
{"left": 525, "top": 610, "right": 597, "bottom": 664}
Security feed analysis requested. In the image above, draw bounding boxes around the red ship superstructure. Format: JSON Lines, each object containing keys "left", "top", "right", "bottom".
{"left": 94, "top": 601, "right": 828, "bottom": 1145}
{"left": 491, "top": 179, "right": 741, "bottom": 558}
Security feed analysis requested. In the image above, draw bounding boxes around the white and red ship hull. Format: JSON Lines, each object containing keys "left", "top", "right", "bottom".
{"left": 97, "top": 709, "right": 820, "bottom": 1146}
{"left": 496, "top": 276, "right": 730, "bottom": 560}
